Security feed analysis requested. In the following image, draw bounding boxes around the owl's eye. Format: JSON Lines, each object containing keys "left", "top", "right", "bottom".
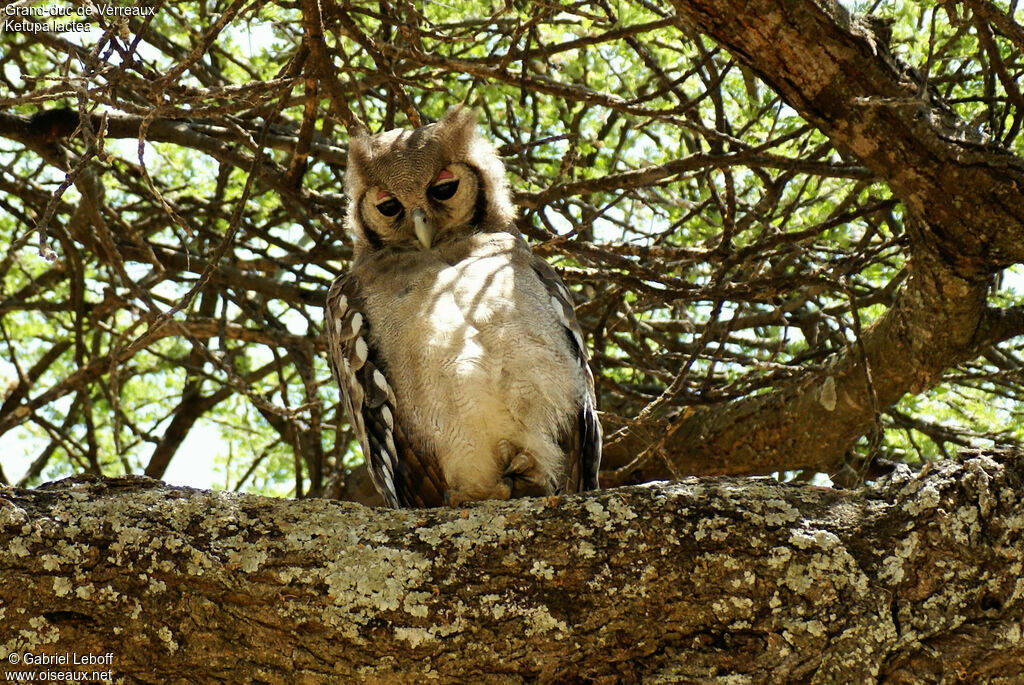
{"left": 428, "top": 180, "right": 459, "bottom": 201}
{"left": 376, "top": 198, "right": 403, "bottom": 217}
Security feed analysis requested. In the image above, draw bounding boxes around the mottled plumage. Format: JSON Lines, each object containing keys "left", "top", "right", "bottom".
{"left": 326, "top": 107, "right": 601, "bottom": 508}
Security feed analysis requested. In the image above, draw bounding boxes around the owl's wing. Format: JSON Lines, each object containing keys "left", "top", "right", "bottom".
{"left": 325, "top": 274, "right": 448, "bottom": 508}
{"left": 527, "top": 251, "right": 602, "bottom": 493}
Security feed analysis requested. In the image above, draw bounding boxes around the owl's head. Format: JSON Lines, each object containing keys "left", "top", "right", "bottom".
{"left": 343, "top": 107, "right": 516, "bottom": 257}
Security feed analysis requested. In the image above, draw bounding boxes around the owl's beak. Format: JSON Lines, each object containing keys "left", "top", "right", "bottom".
{"left": 411, "top": 208, "right": 434, "bottom": 249}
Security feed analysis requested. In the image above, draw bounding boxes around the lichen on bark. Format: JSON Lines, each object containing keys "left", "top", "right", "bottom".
{"left": 2, "top": 450, "right": 1022, "bottom": 682}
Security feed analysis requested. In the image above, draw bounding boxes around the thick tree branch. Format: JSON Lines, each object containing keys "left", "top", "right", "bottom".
{"left": 608, "top": 236, "right": 992, "bottom": 481}
{"left": 1, "top": 451, "right": 1022, "bottom": 682}
{"left": 668, "top": 0, "right": 1024, "bottom": 275}
{"left": 608, "top": 0, "right": 1024, "bottom": 479}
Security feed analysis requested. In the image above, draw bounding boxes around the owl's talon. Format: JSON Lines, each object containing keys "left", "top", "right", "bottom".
{"left": 498, "top": 439, "right": 517, "bottom": 461}
{"left": 444, "top": 489, "right": 472, "bottom": 507}
{"left": 507, "top": 451, "right": 534, "bottom": 476}
{"left": 498, "top": 440, "right": 551, "bottom": 497}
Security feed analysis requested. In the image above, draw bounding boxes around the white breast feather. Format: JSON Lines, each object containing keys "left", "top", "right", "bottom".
{"left": 364, "top": 236, "right": 581, "bottom": 497}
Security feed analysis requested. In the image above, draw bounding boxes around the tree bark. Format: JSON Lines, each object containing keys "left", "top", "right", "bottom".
{"left": 2, "top": 450, "right": 1022, "bottom": 683}
{"left": 669, "top": 0, "right": 1024, "bottom": 273}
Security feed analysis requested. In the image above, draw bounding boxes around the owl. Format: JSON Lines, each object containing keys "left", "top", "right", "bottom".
{"left": 325, "top": 107, "right": 601, "bottom": 508}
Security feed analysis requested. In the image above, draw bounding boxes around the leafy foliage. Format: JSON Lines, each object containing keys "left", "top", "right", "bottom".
{"left": 0, "top": 0, "right": 1022, "bottom": 496}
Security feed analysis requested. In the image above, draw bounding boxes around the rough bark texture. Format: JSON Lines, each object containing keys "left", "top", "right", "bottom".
{"left": 2, "top": 450, "right": 1022, "bottom": 683}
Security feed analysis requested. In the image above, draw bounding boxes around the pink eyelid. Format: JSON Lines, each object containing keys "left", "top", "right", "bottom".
{"left": 375, "top": 170, "right": 452, "bottom": 202}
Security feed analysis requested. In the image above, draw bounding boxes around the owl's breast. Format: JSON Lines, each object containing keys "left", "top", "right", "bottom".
{"left": 357, "top": 238, "right": 581, "bottom": 469}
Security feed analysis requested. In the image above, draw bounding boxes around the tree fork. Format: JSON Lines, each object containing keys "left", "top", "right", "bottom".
{"left": 601, "top": 0, "right": 1024, "bottom": 480}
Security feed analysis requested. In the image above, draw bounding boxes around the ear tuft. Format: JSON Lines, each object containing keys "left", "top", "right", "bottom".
{"left": 440, "top": 104, "right": 478, "bottom": 128}
{"left": 437, "top": 105, "right": 480, "bottom": 154}
{"left": 345, "top": 134, "right": 373, "bottom": 196}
